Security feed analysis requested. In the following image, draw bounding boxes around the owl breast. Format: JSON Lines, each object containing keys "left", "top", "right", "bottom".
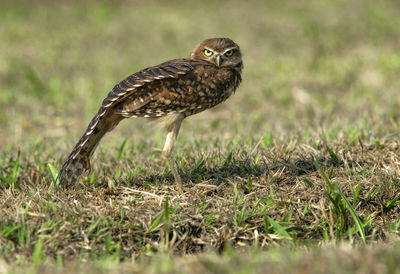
{"left": 175, "top": 65, "right": 241, "bottom": 117}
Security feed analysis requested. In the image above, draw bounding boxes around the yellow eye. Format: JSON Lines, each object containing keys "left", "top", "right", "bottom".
{"left": 224, "top": 50, "right": 233, "bottom": 57}
{"left": 203, "top": 49, "right": 213, "bottom": 57}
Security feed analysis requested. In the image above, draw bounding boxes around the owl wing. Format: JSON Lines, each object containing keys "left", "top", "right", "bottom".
{"left": 58, "top": 58, "right": 202, "bottom": 186}
{"left": 106, "top": 59, "right": 198, "bottom": 117}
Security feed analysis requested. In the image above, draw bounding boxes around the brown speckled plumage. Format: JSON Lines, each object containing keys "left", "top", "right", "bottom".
{"left": 58, "top": 38, "right": 243, "bottom": 192}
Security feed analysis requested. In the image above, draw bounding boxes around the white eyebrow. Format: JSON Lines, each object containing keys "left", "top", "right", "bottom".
{"left": 223, "top": 47, "right": 237, "bottom": 54}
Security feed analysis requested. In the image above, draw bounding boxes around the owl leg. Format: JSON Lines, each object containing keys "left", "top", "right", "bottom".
{"left": 162, "top": 118, "right": 184, "bottom": 194}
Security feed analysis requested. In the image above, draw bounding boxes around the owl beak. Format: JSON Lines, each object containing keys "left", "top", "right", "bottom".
{"left": 215, "top": 55, "right": 221, "bottom": 67}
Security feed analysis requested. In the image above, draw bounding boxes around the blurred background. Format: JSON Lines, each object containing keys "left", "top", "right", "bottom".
{"left": 1, "top": 0, "right": 399, "bottom": 153}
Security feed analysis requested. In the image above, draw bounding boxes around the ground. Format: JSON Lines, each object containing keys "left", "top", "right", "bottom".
{"left": 1, "top": 0, "right": 400, "bottom": 273}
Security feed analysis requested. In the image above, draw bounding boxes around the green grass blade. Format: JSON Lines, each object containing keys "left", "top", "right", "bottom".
{"left": 47, "top": 163, "right": 60, "bottom": 187}
{"left": 32, "top": 238, "right": 44, "bottom": 266}
{"left": 353, "top": 182, "right": 361, "bottom": 206}
{"left": 148, "top": 213, "right": 163, "bottom": 233}
{"left": 87, "top": 218, "right": 101, "bottom": 235}
{"left": 267, "top": 216, "right": 291, "bottom": 239}
{"left": 314, "top": 159, "right": 335, "bottom": 191}
{"left": 338, "top": 191, "right": 366, "bottom": 244}
{"left": 385, "top": 196, "right": 399, "bottom": 209}
{"left": 263, "top": 132, "right": 272, "bottom": 148}
{"left": 326, "top": 146, "right": 339, "bottom": 164}
{"left": 0, "top": 173, "right": 11, "bottom": 184}
{"left": 164, "top": 197, "right": 170, "bottom": 224}
{"left": 117, "top": 139, "right": 128, "bottom": 159}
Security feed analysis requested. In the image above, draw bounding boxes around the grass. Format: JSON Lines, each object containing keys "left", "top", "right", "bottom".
{"left": 1, "top": 0, "right": 400, "bottom": 272}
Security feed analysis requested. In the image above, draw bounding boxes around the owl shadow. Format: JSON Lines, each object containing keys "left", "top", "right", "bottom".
{"left": 181, "top": 155, "right": 339, "bottom": 183}
{"left": 126, "top": 154, "right": 346, "bottom": 189}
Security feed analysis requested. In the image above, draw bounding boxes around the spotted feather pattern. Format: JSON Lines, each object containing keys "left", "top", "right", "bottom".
{"left": 57, "top": 60, "right": 195, "bottom": 186}
{"left": 58, "top": 38, "right": 243, "bottom": 187}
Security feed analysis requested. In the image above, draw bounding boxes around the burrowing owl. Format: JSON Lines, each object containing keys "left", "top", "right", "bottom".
{"left": 58, "top": 38, "right": 243, "bottom": 193}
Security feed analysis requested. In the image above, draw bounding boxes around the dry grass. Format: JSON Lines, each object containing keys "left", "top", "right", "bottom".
{"left": 1, "top": 0, "right": 400, "bottom": 272}
{"left": 1, "top": 140, "right": 400, "bottom": 261}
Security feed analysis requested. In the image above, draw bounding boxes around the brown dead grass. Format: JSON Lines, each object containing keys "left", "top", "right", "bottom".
{"left": 1, "top": 139, "right": 399, "bottom": 262}
{"left": 1, "top": 0, "right": 400, "bottom": 271}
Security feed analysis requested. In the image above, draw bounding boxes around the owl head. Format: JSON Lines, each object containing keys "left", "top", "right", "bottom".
{"left": 190, "top": 38, "right": 243, "bottom": 71}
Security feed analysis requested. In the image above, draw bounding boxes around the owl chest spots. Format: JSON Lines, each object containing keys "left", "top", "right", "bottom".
{"left": 116, "top": 60, "right": 241, "bottom": 119}
{"left": 176, "top": 69, "right": 238, "bottom": 116}
{"left": 197, "top": 70, "right": 236, "bottom": 98}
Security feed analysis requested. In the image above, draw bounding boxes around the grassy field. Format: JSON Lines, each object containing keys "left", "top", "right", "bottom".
{"left": 1, "top": 0, "right": 400, "bottom": 272}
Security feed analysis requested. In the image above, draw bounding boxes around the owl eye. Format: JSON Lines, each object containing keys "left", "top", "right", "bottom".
{"left": 203, "top": 49, "right": 213, "bottom": 57}
{"left": 224, "top": 50, "right": 233, "bottom": 57}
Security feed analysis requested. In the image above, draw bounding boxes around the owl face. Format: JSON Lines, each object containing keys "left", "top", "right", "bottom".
{"left": 190, "top": 38, "right": 243, "bottom": 70}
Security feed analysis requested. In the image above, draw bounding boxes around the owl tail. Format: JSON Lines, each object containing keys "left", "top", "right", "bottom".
{"left": 57, "top": 108, "right": 123, "bottom": 187}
